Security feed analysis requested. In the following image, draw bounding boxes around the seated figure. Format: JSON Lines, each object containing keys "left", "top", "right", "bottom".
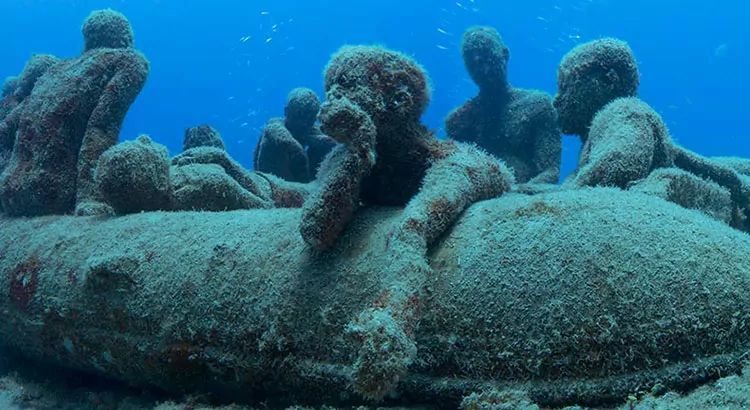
{"left": 0, "top": 9, "right": 149, "bottom": 216}
{"left": 556, "top": 38, "right": 750, "bottom": 232}
{"left": 300, "top": 44, "right": 514, "bottom": 400}
{"left": 88, "top": 121, "right": 314, "bottom": 215}
{"left": 253, "top": 87, "right": 336, "bottom": 182}
{"left": 0, "top": 55, "right": 60, "bottom": 176}
{"left": 446, "top": 26, "right": 561, "bottom": 184}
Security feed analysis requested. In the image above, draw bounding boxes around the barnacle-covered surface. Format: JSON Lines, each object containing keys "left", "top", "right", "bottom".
{"left": 1, "top": 188, "right": 750, "bottom": 408}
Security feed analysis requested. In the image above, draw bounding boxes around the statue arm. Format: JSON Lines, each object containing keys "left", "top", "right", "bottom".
{"left": 76, "top": 51, "right": 149, "bottom": 206}
{"left": 299, "top": 96, "right": 376, "bottom": 251}
{"left": 528, "top": 98, "right": 562, "bottom": 184}
{"left": 445, "top": 99, "right": 478, "bottom": 143}
{"left": 397, "top": 140, "right": 513, "bottom": 250}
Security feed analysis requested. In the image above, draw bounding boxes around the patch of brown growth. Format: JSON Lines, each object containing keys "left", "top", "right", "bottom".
{"left": 270, "top": 184, "right": 305, "bottom": 208}
{"left": 515, "top": 200, "right": 562, "bottom": 218}
{"left": 428, "top": 196, "right": 455, "bottom": 223}
{"left": 8, "top": 256, "right": 41, "bottom": 310}
{"left": 157, "top": 340, "right": 212, "bottom": 388}
{"left": 427, "top": 138, "right": 460, "bottom": 161}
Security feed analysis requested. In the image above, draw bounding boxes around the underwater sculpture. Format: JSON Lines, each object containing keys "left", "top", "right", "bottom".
{"left": 3, "top": 10, "right": 750, "bottom": 409}
{"left": 0, "top": 9, "right": 149, "bottom": 217}
{"left": 300, "top": 44, "right": 514, "bottom": 399}
{"left": 95, "top": 135, "right": 173, "bottom": 215}
{"left": 0, "top": 55, "right": 60, "bottom": 123}
{"left": 254, "top": 87, "right": 337, "bottom": 182}
{"left": 91, "top": 135, "right": 312, "bottom": 214}
{"left": 570, "top": 97, "right": 675, "bottom": 189}
{"left": 446, "top": 26, "right": 561, "bottom": 184}
{"left": 0, "top": 55, "right": 60, "bottom": 177}
{"left": 172, "top": 146, "right": 312, "bottom": 211}
{"left": 172, "top": 124, "right": 302, "bottom": 211}
{"left": 175, "top": 124, "right": 305, "bottom": 211}
{"left": 557, "top": 39, "right": 750, "bottom": 231}
{"left": 183, "top": 124, "right": 226, "bottom": 151}
{"left": 553, "top": 38, "right": 640, "bottom": 142}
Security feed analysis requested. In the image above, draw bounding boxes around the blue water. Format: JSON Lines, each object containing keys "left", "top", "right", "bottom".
{"left": 1, "top": 0, "right": 748, "bottom": 179}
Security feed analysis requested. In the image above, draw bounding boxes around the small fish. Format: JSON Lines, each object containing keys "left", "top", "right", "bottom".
{"left": 240, "top": 123, "right": 249, "bottom": 128}
{"left": 715, "top": 43, "right": 729, "bottom": 57}
{"left": 455, "top": 2, "right": 465, "bottom": 9}
{"left": 437, "top": 28, "right": 453, "bottom": 36}
{"left": 265, "top": 37, "right": 273, "bottom": 43}
{"left": 436, "top": 45, "right": 448, "bottom": 50}
{"left": 260, "top": 11, "right": 270, "bottom": 15}
{"left": 240, "top": 36, "right": 251, "bottom": 42}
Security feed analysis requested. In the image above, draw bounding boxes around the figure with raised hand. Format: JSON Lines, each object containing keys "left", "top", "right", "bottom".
{"left": 300, "top": 45, "right": 513, "bottom": 399}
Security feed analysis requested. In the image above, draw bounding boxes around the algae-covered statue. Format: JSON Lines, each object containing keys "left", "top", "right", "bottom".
{"left": 0, "top": 55, "right": 60, "bottom": 178}
{"left": 0, "top": 55, "right": 60, "bottom": 124}
{"left": 91, "top": 129, "right": 313, "bottom": 215}
{"left": 556, "top": 38, "right": 750, "bottom": 232}
{"left": 254, "top": 87, "right": 337, "bottom": 182}
{"left": 183, "top": 124, "right": 226, "bottom": 152}
{"left": 300, "top": 44, "right": 514, "bottom": 398}
{"left": 6, "top": 10, "right": 750, "bottom": 410}
{"left": 446, "top": 26, "right": 561, "bottom": 184}
{"left": 0, "top": 9, "right": 149, "bottom": 217}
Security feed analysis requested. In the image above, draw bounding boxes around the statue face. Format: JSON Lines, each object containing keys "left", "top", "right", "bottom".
{"left": 323, "top": 46, "right": 430, "bottom": 128}
{"left": 462, "top": 27, "right": 510, "bottom": 92}
{"left": 552, "top": 69, "right": 585, "bottom": 136}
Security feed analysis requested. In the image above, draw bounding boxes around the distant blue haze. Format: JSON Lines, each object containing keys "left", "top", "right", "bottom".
{"left": 1, "top": 0, "right": 748, "bottom": 179}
